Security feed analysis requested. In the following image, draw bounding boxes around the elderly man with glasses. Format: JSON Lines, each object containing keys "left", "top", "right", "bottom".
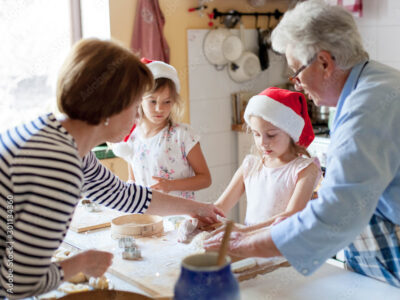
{"left": 205, "top": 0, "right": 400, "bottom": 287}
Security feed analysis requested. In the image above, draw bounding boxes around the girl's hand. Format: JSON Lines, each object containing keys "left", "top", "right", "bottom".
{"left": 190, "top": 203, "right": 226, "bottom": 224}
{"left": 151, "top": 176, "right": 173, "bottom": 193}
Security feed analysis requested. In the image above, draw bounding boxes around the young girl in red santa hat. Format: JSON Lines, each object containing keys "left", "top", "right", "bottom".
{"left": 112, "top": 59, "right": 211, "bottom": 200}
{"left": 215, "top": 87, "right": 322, "bottom": 228}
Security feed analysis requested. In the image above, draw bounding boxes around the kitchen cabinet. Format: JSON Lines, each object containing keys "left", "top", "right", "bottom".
{"left": 100, "top": 157, "right": 129, "bottom": 182}
{"left": 93, "top": 144, "right": 129, "bottom": 182}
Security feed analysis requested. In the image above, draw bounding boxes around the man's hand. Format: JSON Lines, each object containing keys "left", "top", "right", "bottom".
{"left": 204, "top": 227, "right": 282, "bottom": 258}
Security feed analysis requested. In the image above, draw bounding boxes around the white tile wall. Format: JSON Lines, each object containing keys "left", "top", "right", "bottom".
{"left": 200, "top": 131, "right": 237, "bottom": 167}
{"left": 356, "top": 0, "right": 400, "bottom": 68}
{"left": 187, "top": 29, "right": 287, "bottom": 221}
{"left": 190, "top": 96, "right": 233, "bottom": 134}
{"left": 195, "top": 163, "right": 237, "bottom": 200}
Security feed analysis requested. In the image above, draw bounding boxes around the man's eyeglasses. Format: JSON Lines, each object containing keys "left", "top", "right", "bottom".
{"left": 288, "top": 54, "right": 317, "bottom": 85}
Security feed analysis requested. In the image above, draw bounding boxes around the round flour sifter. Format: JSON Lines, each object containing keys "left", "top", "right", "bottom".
{"left": 110, "top": 214, "right": 163, "bottom": 239}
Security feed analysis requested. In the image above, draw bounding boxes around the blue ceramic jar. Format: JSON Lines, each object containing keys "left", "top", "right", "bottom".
{"left": 174, "top": 252, "right": 240, "bottom": 300}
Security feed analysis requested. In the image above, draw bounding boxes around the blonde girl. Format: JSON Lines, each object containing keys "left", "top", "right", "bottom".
{"left": 113, "top": 59, "right": 211, "bottom": 200}
{"left": 215, "top": 87, "right": 321, "bottom": 229}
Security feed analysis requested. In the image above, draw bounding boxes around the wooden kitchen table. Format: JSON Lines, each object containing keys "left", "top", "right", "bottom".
{"left": 104, "top": 261, "right": 400, "bottom": 300}
{"left": 240, "top": 260, "right": 400, "bottom": 299}
{"left": 63, "top": 227, "right": 400, "bottom": 300}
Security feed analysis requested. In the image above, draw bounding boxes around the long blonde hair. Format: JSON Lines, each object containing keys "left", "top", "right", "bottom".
{"left": 138, "top": 77, "right": 183, "bottom": 127}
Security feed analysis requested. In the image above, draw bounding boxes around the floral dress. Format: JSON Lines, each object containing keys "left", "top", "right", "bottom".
{"left": 112, "top": 123, "right": 200, "bottom": 200}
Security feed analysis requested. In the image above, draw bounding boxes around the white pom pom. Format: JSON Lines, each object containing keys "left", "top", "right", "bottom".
{"left": 111, "top": 142, "right": 132, "bottom": 159}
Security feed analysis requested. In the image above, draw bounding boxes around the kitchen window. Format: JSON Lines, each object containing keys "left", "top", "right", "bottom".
{"left": 0, "top": 0, "right": 110, "bottom": 133}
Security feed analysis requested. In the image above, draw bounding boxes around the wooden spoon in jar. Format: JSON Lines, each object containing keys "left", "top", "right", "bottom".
{"left": 217, "top": 220, "right": 234, "bottom": 266}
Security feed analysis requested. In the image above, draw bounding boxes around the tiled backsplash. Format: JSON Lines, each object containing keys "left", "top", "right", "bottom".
{"left": 356, "top": 0, "right": 400, "bottom": 69}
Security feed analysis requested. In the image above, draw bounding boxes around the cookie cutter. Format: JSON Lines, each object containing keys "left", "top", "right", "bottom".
{"left": 122, "top": 246, "right": 141, "bottom": 260}
{"left": 118, "top": 236, "right": 137, "bottom": 248}
{"left": 82, "top": 199, "right": 102, "bottom": 212}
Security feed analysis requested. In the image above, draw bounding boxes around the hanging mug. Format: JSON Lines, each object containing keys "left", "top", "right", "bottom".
{"left": 228, "top": 51, "right": 261, "bottom": 83}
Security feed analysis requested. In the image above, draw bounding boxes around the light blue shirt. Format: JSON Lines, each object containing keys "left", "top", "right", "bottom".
{"left": 271, "top": 60, "right": 400, "bottom": 275}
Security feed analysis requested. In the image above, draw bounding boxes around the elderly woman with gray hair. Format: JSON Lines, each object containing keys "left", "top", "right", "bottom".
{"left": 205, "top": 0, "right": 400, "bottom": 287}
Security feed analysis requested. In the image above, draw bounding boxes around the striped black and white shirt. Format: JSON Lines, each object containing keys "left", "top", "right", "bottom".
{"left": 0, "top": 113, "right": 152, "bottom": 299}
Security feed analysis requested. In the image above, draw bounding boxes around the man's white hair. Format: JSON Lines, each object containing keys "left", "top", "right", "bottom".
{"left": 271, "top": 0, "right": 368, "bottom": 69}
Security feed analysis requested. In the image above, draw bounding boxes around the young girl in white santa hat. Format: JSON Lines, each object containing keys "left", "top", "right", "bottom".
{"left": 215, "top": 87, "right": 322, "bottom": 227}
{"left": 112, "top": 59, "right": 211, "bottom": 200}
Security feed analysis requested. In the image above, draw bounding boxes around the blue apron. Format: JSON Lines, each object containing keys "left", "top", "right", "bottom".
{"left": 344, "top": 214, "right": 400, "bottom": 287}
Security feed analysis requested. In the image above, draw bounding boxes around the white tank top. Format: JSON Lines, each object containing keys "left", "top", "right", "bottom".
{"left": 243, "top": 155, "right": 321, "bottom": 226}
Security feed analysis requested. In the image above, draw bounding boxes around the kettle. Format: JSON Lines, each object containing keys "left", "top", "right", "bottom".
{"left": 312, "top": 105, "right": 330, "bottom": 125}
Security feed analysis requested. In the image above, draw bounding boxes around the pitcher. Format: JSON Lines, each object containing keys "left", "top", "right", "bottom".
{"left": 174, "top": 252, "right": 240, "bottom": 300}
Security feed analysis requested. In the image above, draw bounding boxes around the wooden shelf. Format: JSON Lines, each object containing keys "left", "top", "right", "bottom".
{"left": 231, "top": 124, "right": 246, "bottom": 132}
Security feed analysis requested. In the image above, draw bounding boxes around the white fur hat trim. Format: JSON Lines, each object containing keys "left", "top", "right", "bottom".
{"left": 244, "top": 95, "right": 304, "bottom": 142}
{"left": 147, "top": 61, "right": 180, "bottom": 92}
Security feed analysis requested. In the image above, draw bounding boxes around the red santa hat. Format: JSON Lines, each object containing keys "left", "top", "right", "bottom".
{"left": 244, "top": 87, "right": 314, "bottom": 148}
{"left": 141, "top": 58, "right": 180, "bottom": 92}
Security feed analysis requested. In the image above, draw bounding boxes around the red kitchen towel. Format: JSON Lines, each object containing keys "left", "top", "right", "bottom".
{"left": 327, "top": 0, "right": 363, "bottom": 17}
{"left": 131, "top": 0, "right": 170, "bottom": 63}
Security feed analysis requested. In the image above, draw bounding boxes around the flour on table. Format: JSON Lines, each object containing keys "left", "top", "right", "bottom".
{"left": 58, "top": 282, "right": 91, "bottom": 294}
{"left": 37, "top": 290, "right": 59, "bottom": 300}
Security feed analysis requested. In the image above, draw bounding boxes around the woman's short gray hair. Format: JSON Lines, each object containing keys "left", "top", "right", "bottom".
{"left": 271, "top": 0, "right": 368, "bottom": 69}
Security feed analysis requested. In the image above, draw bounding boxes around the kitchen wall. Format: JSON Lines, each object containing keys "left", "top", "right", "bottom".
{"left": 108, "top": 0, "right": 289, "bottom": 123}
{"left": 107, "top": 0, "right": 400, "bottom": 221}
{"left": 108, "top": 0, "right": 400, "bottom": 121}
{"left": 354, "top": 0, "right": 400, "bottom": 69}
